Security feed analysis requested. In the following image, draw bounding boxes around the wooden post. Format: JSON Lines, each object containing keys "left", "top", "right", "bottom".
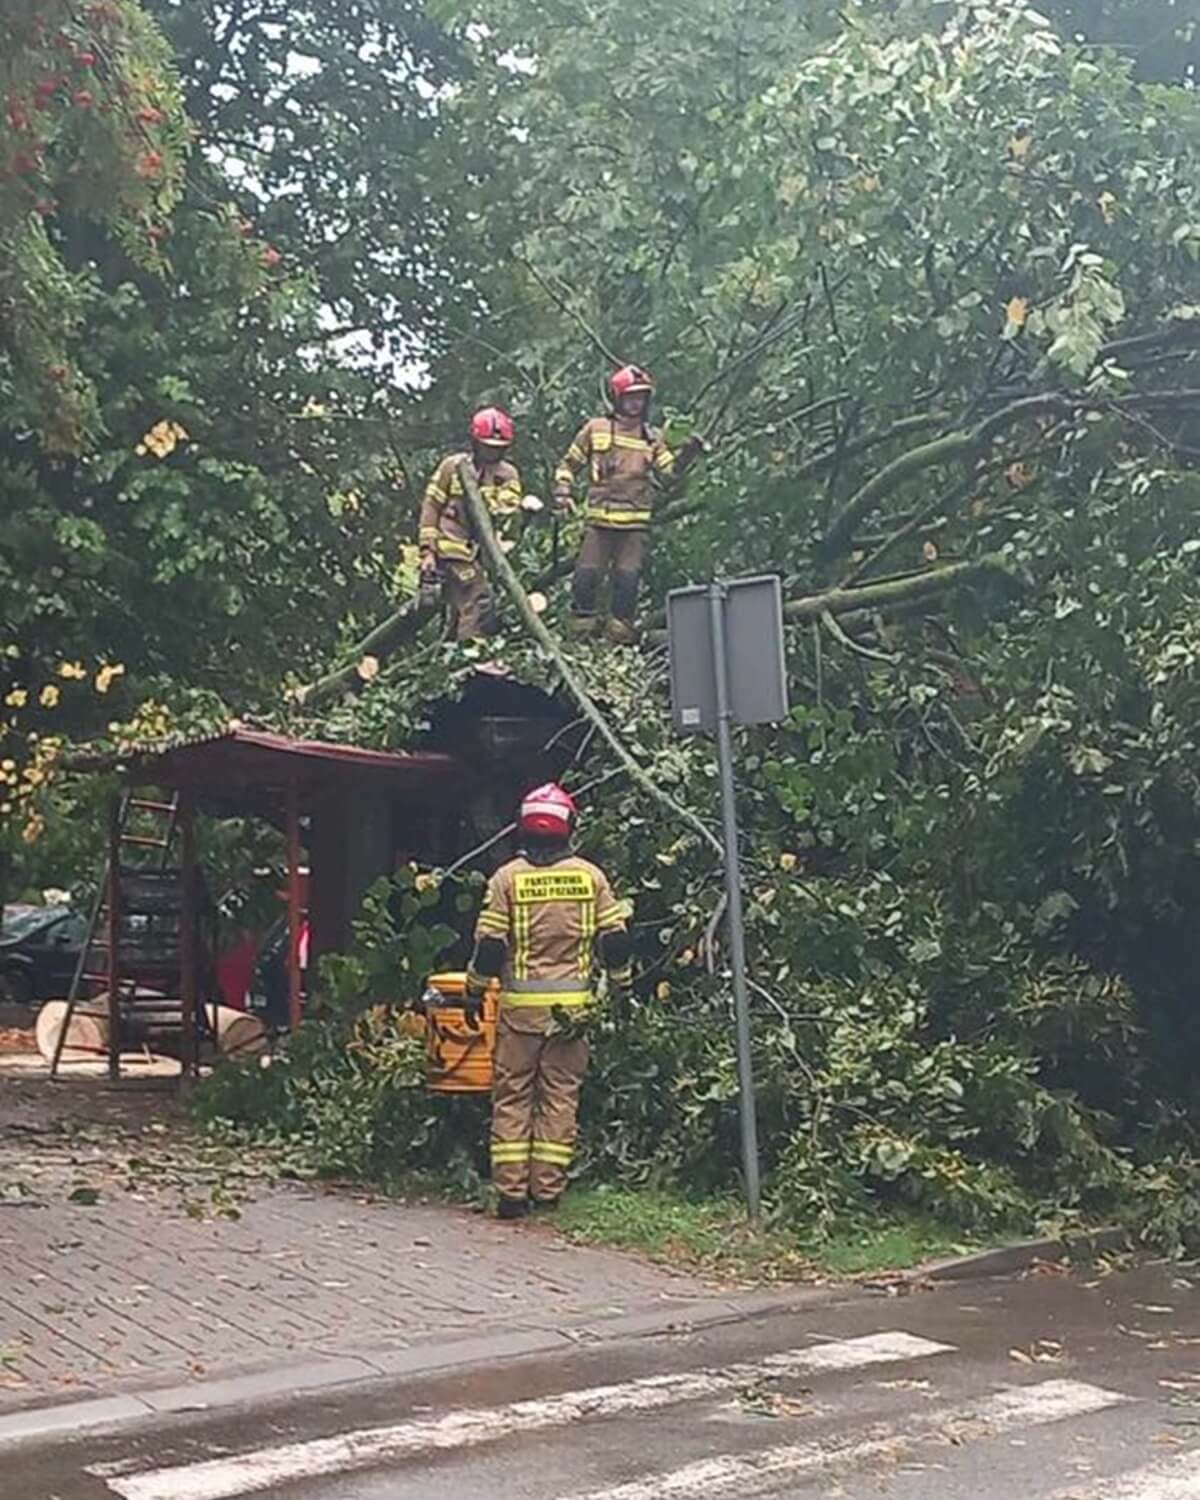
{"left": 106, "top": 793, "right": 121, "bottom": 1082}
{"left": 178, "top": 793, "right": 198, "bottom": 1077}
{"left": 286, "top": 780, "right": 303, "bottom": 1032}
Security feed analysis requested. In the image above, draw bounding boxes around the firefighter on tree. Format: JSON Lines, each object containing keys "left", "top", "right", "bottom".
{"left": 465, "top": 783, "right": 632, "bottom": 1220}
{"left": 419, "top": 406, "right": 522, "bottom": 640}
{"left": 553, "top": 364, "right": 702, "bottom": 644}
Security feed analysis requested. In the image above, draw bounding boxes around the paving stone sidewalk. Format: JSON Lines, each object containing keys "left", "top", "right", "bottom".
{"left": 0, "top": 1075, "right": 715, "bottom": 1412}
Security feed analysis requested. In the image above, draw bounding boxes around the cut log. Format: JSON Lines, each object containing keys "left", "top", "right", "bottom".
{"left": 207, "top": 1004, "right": 267, "bottom": 1058}
{"left": 35, "top": 998, "right": 266, "bottom": 1062}
{"left": 35, "top": 999, "right": 109, "bottom": 1061}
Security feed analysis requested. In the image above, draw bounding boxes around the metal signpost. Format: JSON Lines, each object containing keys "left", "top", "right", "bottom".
{"left": 667, "top": 575, "right": 789, "bottom": 1221}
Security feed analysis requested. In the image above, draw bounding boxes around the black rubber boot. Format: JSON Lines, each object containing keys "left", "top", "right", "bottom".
{"left": 531, "top": 1196, "right": 561, "bottom": 1213}
{"left": 497, "top": 1195, "right": 529, "bottom": 1221}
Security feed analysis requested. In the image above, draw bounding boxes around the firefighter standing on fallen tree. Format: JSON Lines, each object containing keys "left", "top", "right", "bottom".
{"left": 553, "top": 364, "right": 702, "bottom": 644}
{"left": 418, "top": 406, "right": 522, "bottom": 640}
{"left": 464, "top": 782, "right": 632, "bottom": 1220}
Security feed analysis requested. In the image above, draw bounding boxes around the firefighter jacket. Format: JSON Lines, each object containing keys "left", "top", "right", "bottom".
{"left": 419, "top": 452, "right": 522, "bottom": 563}
{"left": 470, "top": 855, "right": 629, "bottom": 1033}
{"left": 554, "top": 416, "right": 675, "bottom": 529}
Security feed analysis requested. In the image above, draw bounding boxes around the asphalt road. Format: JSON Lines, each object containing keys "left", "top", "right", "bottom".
{"left": 12, "top": 1259, "right": 1200, "bottom": 1500}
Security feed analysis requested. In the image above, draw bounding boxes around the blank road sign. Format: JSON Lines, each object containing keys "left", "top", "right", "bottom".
{"left": 668, "top": 575, "right": 789, "bottom": 734}
{"left": 667, "top": 587, "right": 714, "bottom": 732}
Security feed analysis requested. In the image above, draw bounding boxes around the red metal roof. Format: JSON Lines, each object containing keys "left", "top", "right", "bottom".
{"left": 113, "top": 726, "right": 460, "bottom": 805}
{"left": 200, "top": 727, "right": 455, "bottom": 773}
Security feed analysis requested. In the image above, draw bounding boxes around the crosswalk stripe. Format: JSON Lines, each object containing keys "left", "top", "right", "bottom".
{"left": 91, "top": 1330, "right": 953, "bottom": 1500}
{"left": 562, "top": 1379, "right": 1129, "bottom": 1500}
{"left": 1048, "top": 1449, "right": 1200, "bottom": 1499}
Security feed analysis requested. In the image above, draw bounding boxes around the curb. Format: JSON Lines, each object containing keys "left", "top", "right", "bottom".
{"left": 0, "top": 1285, "right": 839, "bottom": 1450}
{"left": 892, "top": 1225, "right": 1128, "bottom": 1285}
{"left": 0, "top": 1228, "right": 1129, "bottom": 1450}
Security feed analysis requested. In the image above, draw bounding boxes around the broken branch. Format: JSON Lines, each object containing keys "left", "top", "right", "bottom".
{"left": 785, "top": 555, "right": 1015, "bottom": 624}
{"left": 456, "top": 459, "right": 723, "bottom": 858}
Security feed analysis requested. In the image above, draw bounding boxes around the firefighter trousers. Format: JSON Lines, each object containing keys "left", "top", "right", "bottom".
{"left": 571, "top": 525, "right": 648, "bottom": 626}
{"left": 490, "top": 1009, "right": 589, "bottom": 1203}
{"left": 443, "top": 560, "right": 496, "bottom": 640}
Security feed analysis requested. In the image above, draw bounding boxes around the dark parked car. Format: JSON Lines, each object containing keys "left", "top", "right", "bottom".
{"left": 0, "top": 904, "right": 88, "bottom": 1007}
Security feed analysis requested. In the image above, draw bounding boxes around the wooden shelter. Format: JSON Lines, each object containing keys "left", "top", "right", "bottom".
{"left": 60, "top": 677, "right": 582, "bottom": 1079}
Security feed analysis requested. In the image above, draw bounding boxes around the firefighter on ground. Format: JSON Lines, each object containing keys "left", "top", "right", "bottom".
{"left": 553, "top": 364, "right": 703, "bottom": 644}
{"left": 464, "top": 782, "right": 632, "bottom": 1220}
{"left": 418, "top": 406, "right": 522, "bottom": 640}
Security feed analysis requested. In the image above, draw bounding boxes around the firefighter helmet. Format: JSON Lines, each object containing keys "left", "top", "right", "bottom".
{"left": 518, "top": 782, "right": 576, "bottom": 837}
{"left": 609, "top": 365, "right": 654, "bottom": 401}
{"left": 470, "top": 406, "right": 515, "bottom": 447}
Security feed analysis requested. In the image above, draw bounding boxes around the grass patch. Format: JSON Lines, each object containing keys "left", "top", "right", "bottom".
{"left": 552, "top": 1184, "right": 990, "bottom": 1283}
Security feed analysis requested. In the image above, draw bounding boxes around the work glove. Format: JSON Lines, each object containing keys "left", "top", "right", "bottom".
{"left": 677, "top": 433, "right": 709, "bottom": 470}
{"left": 552, "top": 487, "right": 576, "bottom": 515}
{"left": 607, "top": 968, "right": 633, "bottom": 1025}
{"left": 462, "top": 988, "right": 484, "bottom": 1031}
{"left": 417, "top": 555, "right": 442, "bottom": 610}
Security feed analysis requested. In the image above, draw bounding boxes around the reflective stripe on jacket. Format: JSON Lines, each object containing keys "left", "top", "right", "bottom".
{"left": 419, "top": 452, "right": 522, "bottom": 561}
{"left": 554, "top": 417, "right": 674, "bottom": 529}
{"left": 473, "top": 856, "right": 627, "bottom": 1017}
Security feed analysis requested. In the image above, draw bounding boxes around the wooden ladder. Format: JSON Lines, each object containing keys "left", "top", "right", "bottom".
{"left": 50, "top": 792, "right": 213, "bottom": 1079}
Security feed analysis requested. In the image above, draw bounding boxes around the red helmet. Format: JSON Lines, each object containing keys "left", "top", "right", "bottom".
{"left": 518, "top": 782, "right": 576, "bottom": 837}
{"left": 610, "top": 365, "right": 654, "bottom": 401}
{"left": 470, "top": 405, "right": 514, "bottom": 447}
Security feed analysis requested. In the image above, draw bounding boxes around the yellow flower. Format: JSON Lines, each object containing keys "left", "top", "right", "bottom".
{"left": 21, "top": 813, "right": 45, "bottom": 844}
{"left": 357, "top": 655, "right": 380, "bottom": 682}
{"left": 39, "top": 684, "right": 60, "bottom": 708}
{"left": 655, "top": 981, "right": 671, "bottom": 1001}
{"left": 94, "top": 663, "right": 125, "bottom": 694}
{"left": 5, "top": 688, "right": 27, "bottom": 708}
{"left": 779, "top": 851, "right": 797, "bottom": 871}
{"left": 0, "top": 759, "right": 13, "bottom": 772}
{"left": 137, "top": 419, "right": 189, "bottom": 460}
{"left": 414, "top": 872, "right": 440, "bottom": 893}
{"left": 1004, "top": 295, "right": 1029, "bottom": 331}
{"left": 58, "top": 660, "right": 87, "bottom": 680}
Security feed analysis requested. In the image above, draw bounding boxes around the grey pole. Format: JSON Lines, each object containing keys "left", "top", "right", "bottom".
{"left": 707, "top": 582, "right": 763, "bottom": 1222}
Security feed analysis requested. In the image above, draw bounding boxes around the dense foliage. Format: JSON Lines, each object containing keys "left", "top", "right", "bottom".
{"left": 12, "top": 0, "right": 1200, "bottom": 1247}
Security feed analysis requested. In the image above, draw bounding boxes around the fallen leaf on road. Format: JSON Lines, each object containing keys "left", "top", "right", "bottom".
{"left": 1027, "top": 1258, "right": 1070, "bottom": 1277}
{"left": 1009, "top": 1339, "right": 1062, "bottom": 1364}
{"left": 67, "top": 1186, "right": 100, "bottom": 1205}
{"left": 737, "top": 1381, "right": 814, "bottom": 1419}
